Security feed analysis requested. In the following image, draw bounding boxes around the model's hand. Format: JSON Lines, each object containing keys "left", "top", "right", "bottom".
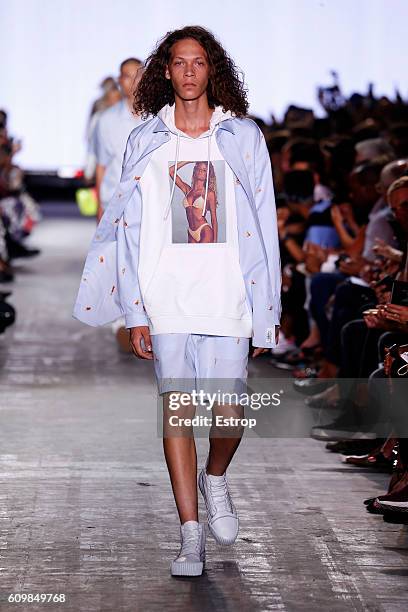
{"left": 129, "top": 326, "right": 153, "bottom": 359}
{"left": 252, "top": 347, "right": 269, "bottom": 358}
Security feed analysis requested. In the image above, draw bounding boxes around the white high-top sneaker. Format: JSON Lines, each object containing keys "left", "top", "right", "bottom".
{"left": 171, "top": 520, "right": 206, "bottom": 576}
{"left": 198, "top": 460, "right": 239, "bottom": 545}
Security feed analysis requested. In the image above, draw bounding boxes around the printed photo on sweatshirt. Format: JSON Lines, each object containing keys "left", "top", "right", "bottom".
{"left": 168, "top": 160, "right": 226, "bottom": 244}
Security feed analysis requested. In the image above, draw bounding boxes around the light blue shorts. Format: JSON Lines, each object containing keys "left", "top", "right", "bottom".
{"left": 150, "top": 333, "right": 250, "bottom": 396}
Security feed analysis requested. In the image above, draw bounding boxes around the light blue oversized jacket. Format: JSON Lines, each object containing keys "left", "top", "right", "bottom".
{"left": 72, "top": 113, "right": 282, "bottom": 347}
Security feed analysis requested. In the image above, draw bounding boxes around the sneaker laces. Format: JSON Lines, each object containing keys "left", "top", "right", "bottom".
{"left": 209, "top": 476, "right": 233, "bottom": 514}
{"left": 180, "top": 525, "right": 201, "bottom": 557}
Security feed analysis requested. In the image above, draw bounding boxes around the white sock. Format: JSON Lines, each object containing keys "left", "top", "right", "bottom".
{"left": 206, "top": 471, "right": 225, "bottom": 480}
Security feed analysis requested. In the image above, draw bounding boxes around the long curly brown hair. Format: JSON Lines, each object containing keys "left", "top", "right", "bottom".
{"left": 134, "top": 25, "right": 249, "bottom": 119}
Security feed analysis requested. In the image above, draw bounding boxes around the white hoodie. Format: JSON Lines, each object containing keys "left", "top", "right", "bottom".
{"left": 137, "top": 103, "right": 253, "bottom": 337}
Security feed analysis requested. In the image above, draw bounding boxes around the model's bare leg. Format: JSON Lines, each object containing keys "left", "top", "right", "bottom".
{"left": 207, "top": 401, "right": 245, "bottom": 475}
{"left": 162, "top": 392, "right": 198, "bottom": 524}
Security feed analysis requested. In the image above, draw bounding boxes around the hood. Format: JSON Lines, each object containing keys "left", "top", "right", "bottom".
{"left": 157, "top": 103, "right": 234, "bottom": 138}
{"left": 159, "top": 104, "right": 234, "bottom": 220}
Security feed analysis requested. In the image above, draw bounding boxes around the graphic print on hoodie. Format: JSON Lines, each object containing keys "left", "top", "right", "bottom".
{"left": 169, "top": 160, "right": 226, "bottom": 244}
{"left": 137, "top": 103, "right": 253, "bottom": 338}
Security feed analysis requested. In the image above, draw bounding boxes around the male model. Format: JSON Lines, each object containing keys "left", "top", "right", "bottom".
{"left": 74, "top": 26, "right": 281, "bottom": 577}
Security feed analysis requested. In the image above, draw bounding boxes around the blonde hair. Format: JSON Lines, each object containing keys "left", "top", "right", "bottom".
{"left": 387, "top": 175, "right": 408, "bottom": 203}
{"left": 192, "top": 162, "right": 219, "bottom": 206}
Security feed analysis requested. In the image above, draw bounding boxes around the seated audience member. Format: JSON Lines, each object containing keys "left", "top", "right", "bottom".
{"left": 308, "top": 177, "right": 408, "bottom": 443}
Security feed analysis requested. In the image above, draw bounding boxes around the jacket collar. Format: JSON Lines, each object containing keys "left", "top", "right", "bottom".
{"left": 152, "top": 115, "right": 235, "bottom": 134}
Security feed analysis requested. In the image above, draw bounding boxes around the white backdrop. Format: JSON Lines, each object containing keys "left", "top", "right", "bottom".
{"left": 1, "top": 0, "right": 406, "bottom": 170}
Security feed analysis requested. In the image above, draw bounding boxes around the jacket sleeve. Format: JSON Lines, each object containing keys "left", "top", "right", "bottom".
{"left": 116, "top": 132, "right": 149, "bottom": 329}
{"left": 252, "top": 127, "right": 282, "bottom": 346}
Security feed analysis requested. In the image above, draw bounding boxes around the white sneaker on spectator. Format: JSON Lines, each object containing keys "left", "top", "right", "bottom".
{"left": 270, "top": 333, "right": 296, "bottom": 356}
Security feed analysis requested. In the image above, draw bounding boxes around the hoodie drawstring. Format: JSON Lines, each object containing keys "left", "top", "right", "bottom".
{"left": 202, "top": 134, "right": 211, "bottom": 218}
{"left": 163, "top": 127, "right": 213, "bottom": 221}
{"left": 163, "top": 130, "right": 181, "bottom": 220}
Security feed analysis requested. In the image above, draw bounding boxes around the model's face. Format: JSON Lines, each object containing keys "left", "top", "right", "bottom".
{"left": 389, "top": 188, "right": 408, "bottom": 233}
{"left": 119, "top": 62, "right": 142, "bottom": 98}
{"left": 165, "top": 38, "right": 210, "bottom": 101}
